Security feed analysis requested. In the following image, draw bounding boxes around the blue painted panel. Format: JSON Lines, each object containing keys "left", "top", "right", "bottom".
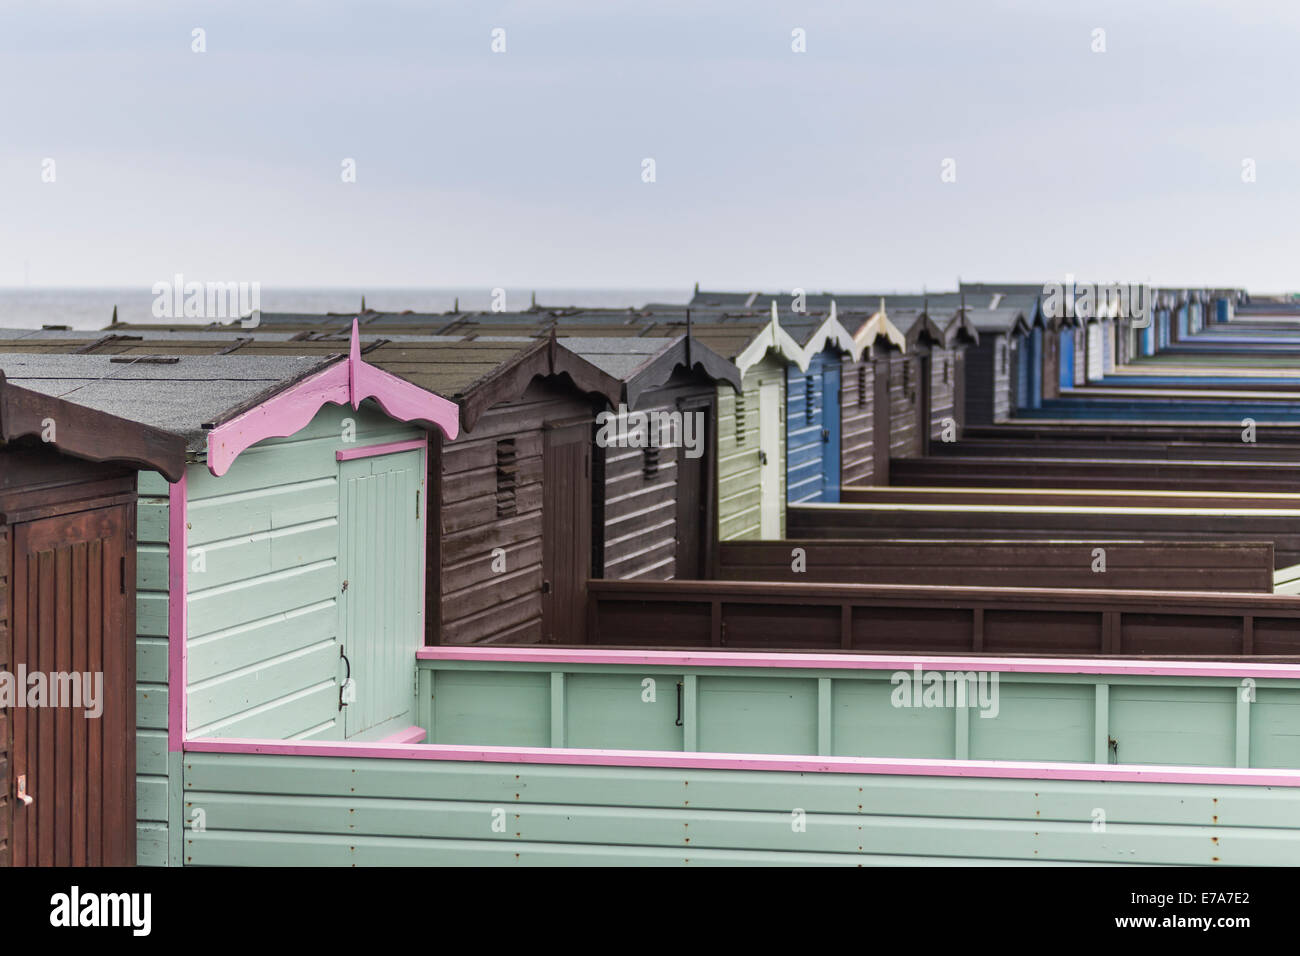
{"left": 785, "top": 360, "right": 824, "bottom": 504}
{"left": 1058, "top": 327, "right": 1074, "bottom": 390}
{"left": 821, "top": 365, "right": 840, "bottom": 503}
{"left": 786, "top": 351, "right": 842, "bottom": 504}
{"left": 1141, "top": 316, "right": 1155, "bottom": 356}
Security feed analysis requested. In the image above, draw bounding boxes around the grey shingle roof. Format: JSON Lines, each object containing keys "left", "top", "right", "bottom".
{"left": 0, "top": 353, "right": 336, "bottom": 450}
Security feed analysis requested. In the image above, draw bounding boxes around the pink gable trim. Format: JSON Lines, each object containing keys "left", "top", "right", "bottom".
{"left": 167, "top": 473, "right": 188, "bottom": 752}
{"left": 204, "top": 319, "right": 459, "bottom": 476}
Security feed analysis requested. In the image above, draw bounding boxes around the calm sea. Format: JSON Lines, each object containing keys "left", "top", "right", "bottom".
{"left": 0, "top": 288, "right": 690, "bottom": 331}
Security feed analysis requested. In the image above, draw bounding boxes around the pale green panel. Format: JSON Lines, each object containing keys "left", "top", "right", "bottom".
{"left": 181, "top": 753, "right": 1300, "bottom": 866}
{"left": 136, "top": 824, "right": 168, "bottom": 867}
{"left": 187, "top": 441, "right": 337, "bottom": 500}
{"left": 1110, "top": 685, "right": 1236, "bottom": 767}
{"left": 969, "top": 682, "right": 1094, "bottom": 764}
{"left": 137, "top": 499, "right": 169, "bottom": 544}
{"left": 178, "top": 790, "right": 1300, "bottom": 865}
{"left": 137, "top": 470, "right": 170, "bottom": 496}
{"left": 188, "top": 642, "right": 338, "bottom": 729}
{"left": 135, "top": 476, "right": 172, "bottom": 868}
{"left": 696, "top": 676, "right": 818, "bottom": 755}
{"left": 431, "top": 670, "right": 550, "bottom": 747}
{"left": 136, "top": 545, "right": 168, "bottom": 591}
{"left": 1250, "top": 689, "right": 1300, "bottom": 769}
{"left": 187, "top": 562, "right": 336, "bottom": 638}
{"left": 832, "top": 678, "right": 954, "bottom": 759}
{"left": 137, "top": 777, "right": 168, "bottom": 822}
{"left": 187, "top": 602, "right": 336, "bottom": 684}
{"left": 181, "top": 753, "right": 1300, "bottom": 828}
{"left": 190, "top": 683, "right": 339, "bottom": 740}
{"left": 136, "top": 636, "right": 168, "bottom": 684}
{"left": 137, "top": 729, "right": 168, "bottom": 776}
{"left": 187, "top": 480, "right": 336, "bottom": 544}
{"left": 338, "top": 451, "right": 422, "bottom": 739}
{"left": 137, "top": 594, "right": 169, "bottom": 637}
{"left": 254, "top": 400, "right": 414, "bottom": 446}
{"left": 565, "top": 672, "right": 685, "bottom": 751}
{"left": 137, "top": 682, "right": 168, "bottom": 731}
{"left": 186, "top": 519, "right": 337, "bottom": 590}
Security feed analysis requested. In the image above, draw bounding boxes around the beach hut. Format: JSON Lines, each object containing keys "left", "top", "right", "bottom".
{"left": 952, "top": 303, "right": 1032, "bottom": 424}
{"left": 1, "top": 333, "right": 460, "bottom": 865}
{"left": 775, "top": 305, "right": 862, "bottom": 504}
{"left": 557, "top": 335, "right": 740, "bottom": 580}
{"left": 0, "top": 371, "right": 185, "bottom": 867}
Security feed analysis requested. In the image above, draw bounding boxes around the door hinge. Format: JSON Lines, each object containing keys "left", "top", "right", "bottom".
{"left": 416, "top": 489, "right": 421, "bottom": 519}
{"left": 120, "top": 556, "right": 126, "bottom": 594}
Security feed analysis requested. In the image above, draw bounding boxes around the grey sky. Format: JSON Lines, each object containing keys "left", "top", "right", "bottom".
{"left": 2, "top": 0, "right": 1298, "bottom": 292}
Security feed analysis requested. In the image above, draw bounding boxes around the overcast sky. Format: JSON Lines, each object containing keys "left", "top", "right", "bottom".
{"left": 2, "top": 0, "right": 1298, "bottom": 293}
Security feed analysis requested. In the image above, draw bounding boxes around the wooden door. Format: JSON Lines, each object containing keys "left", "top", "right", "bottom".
{"left": 872, "top": 359, "right": 891, "bottom": 485}
{"left": 674, "top": 401, "right": 712, "bottom": 579}
{"left": 542, "top": 422, "right": 591, "bottom": 642}
{"left": 337, "top": 449, "right": 423, "bottom": 739}
{"left": 757, "top": 382, "right": 781, "bottom": 539}
{"left": 10, "top": 503, "right": 134, "bottom": 867}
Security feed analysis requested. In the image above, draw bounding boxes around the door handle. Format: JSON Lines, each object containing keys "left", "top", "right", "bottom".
{"left": 17, "top": 774, "right": 33, "bottom": 807}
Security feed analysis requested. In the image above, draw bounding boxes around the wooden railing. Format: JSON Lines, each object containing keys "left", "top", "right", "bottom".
{"left": 586, "top": 578, "right": 1300, "bottom": 656}
{"left": 716, "top": 538, "right": 1274, "bottom": 592}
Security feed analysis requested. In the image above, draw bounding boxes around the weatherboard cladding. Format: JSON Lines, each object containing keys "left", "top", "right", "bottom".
{"left": 130, "top": 402, "right": 426, "bottom": 864}
{"left": 181, "top": 751, "right": 1300, "bottom": 865}
{"left": 435, "top": 377, "right": 597, "bottom": 644}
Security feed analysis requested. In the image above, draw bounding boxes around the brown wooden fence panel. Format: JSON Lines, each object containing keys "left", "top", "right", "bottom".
{"left": 717, "top": 539, "right": 1274, "bottom": 592}
{"left": 586, "top": 579, "right": 1300, "bottom": 657}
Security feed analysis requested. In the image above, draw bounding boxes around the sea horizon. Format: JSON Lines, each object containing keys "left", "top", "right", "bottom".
{"left": 0, "top": 287, "right": 693, "bottom": 331}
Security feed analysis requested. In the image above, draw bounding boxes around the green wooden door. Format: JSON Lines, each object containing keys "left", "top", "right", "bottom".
{"left": 337, "top": 449, "right": 424, "bottom": 739}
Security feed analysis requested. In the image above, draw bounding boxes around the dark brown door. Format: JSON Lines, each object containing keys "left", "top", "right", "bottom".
{"left": 10, "top": 503, "right": 135, "bottom": 866}
{"left": 542, "top": 422, "right": 591, "bottom": 643}
{"left": 674, "top": 400, "right": 713, "bottom": 579}
{"left": 872, "top": 359, "right": 891, "bottom": 485}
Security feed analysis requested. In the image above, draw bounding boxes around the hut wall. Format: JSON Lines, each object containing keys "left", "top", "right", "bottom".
{"left": 135, "top": 471, "right": 172, "bottom": 866}
{"left": 1074, "top": 327, "right": 1087, "bottom": 386}
{"left": 717, "top": 355, "right": 787, "bottom": 540}
{"left": 929, "top": 347, "right": 957, "bottom": 440}
{"left": 887, "top": 353, "right": 923, "bottom": 459}
{"left": 963, "top": 336, "right": 1011, "bottom": 426}
{"left": 437, "top": 379, "right": 594, "bottom": 644}
{"left": 839, "top": 356, "right": 875, "bottom": 487}
{"left": 597, "top": 378, "right": 716, "bottom": 581}
{"left": 183, "top": 402, "right": 423, "bottom": 742}
{"left": 1042, "top": 327, "right": 1060, "bottom": 402}
{"left": 182, "top": 748, "right": 1300, "bottom": 865}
